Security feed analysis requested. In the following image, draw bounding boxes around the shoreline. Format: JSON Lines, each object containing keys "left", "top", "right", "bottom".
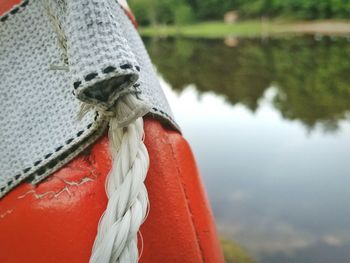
{"left": 139, "top": 20, "right": 350, "bottom": 38}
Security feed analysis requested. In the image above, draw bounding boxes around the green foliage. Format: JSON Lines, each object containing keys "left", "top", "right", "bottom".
{"left": 238, "top": 0, "right": 350, "bottom": 19}
{"left": 144, "top": 36, "right": 350, "bottom": 131}
{"left": 129, "top": 0, "right": 194, "bottom": 26}
{"left": 185, "top": 0, "right": 238, "bottom": 21}
{"left": 128, "top": 0, "right": 350, "bottom": 26}
{"left": 174, "top": 4, "right": 194, "bottom": 25}
{"left": 128, "top": 0, "right": 172, "bottom": 25}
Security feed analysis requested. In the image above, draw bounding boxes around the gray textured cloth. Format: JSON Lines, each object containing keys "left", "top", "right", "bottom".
{"left": 0, "top": 0, "right": 178, "bottom": 198}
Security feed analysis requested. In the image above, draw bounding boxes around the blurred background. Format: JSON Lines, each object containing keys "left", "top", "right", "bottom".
{"left": 129, "top": 1, "right": 350, "bottom": 262}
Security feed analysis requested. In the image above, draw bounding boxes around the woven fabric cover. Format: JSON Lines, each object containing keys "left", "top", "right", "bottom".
{"left": 0, "top": 0, "right": 178, "bottom": 198}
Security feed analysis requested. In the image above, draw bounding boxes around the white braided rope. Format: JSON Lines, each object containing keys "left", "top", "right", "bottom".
{"left": 90, "top": 94, "right": 151, "bottom": 263}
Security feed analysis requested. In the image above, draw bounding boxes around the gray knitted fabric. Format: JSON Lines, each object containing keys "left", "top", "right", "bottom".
{"left": 0, "top": 0, "right": 178, "bottom": 198}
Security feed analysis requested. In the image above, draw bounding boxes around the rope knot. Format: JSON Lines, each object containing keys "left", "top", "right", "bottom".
{"left": 78, "top": 93, "right": 151, "bottom": 126}
{"left": 109, "top": 94, "right": 151, "bottom": 128}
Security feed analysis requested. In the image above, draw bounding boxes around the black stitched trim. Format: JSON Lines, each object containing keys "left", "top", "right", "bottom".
{"left": 23, "top": 167, "right": 31, "bottom": 173}
{"left": 73, "top": 64, "right": 141, "bottom": 90}
{"left": 120, "top": 64, "right": 132, "bottom": 70}
{"left": 47, "top": 159, "right": 57, "bottom": 169}
{"left": 73, "top": 81, "right": 81, "bottom": 89}
{"left": 66, "top": 138, "right": 74, "bottom": 144}
{"left": 77, "top": 130, "right": 84, "bottom": 137}
{"left": 0, "top": 15, "right": 8, "bottom": 22}
{"left": 10, "top": 7, "right": 19, "bottom": 14}
{"left": 36, "top": 168, "right": 46, "bottom": 176}
{"left": 29, "top": 117, "right": 101, "bottom": 183}
{"left": 58, "top": 151, "right": 69, "bottom": 161}
{"left": 0, "top": 112, "right": 100, "bottom": 196}
{"left": 0, "top": 0, "right": 30, "bottom": 23}
{"left": 103, "top": 66, "right": 116, "bottom": 74}
{"left": 21, "top": 0, "right": 29, "bottom": 7}
{"left": 85, "top": 73, "right": 98, "bottom": 81}
{"left": 55, "top": 146, "right": 63, "bottom": 152}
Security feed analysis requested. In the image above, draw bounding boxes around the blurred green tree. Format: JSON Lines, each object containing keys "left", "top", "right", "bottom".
{"left": 129, "top": 0, "right": 194, "bottom": 25}
{"left": 174, "top": 3, "right": 194, "bottom": 25}
{"left": 129, "top": 0, "right": 350, "bottom": 25}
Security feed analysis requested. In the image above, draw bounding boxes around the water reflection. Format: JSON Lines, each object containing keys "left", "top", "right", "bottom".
{"left": 144, "top": 37, "right": 350, "bottom": 263}
{"left": 144, "top": 36, "right": 350, "bottom": 132}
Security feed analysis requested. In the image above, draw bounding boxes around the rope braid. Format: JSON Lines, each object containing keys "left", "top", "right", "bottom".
{"left": 90, "top": 93, "right": 151, "bottom": 263}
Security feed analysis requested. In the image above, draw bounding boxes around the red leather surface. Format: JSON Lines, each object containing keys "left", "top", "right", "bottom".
{"left": 0, "top": 120, "right": 224, "bottom": 262}
{"left": 140, "top": 120, "right": 224, "bottom": 263}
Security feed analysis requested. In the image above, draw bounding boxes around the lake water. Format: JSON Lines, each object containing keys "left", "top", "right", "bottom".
{"left": 144, "top": 36, "right": 350, "bottom": 263}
